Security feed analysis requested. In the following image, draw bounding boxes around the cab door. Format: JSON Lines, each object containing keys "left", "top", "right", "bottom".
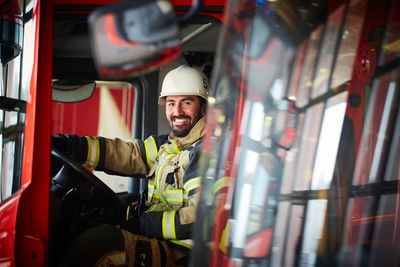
{"left": 0, "top": 0, "right": 53, "bottom": 266}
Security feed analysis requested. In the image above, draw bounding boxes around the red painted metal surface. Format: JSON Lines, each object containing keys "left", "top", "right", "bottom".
{"left": 0, "top": 0, "right": 22, "bottom": 24}
{"left": 14, "top": 0, "right": 53, "bottom": 266}
{"left": 0, "top": 194, "right": 20, "bottom": 266}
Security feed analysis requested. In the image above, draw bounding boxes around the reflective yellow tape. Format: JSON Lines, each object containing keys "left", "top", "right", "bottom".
{"left": 148, "top": 184, "right": 157, "bottom": 197}
{"left": 172, "top": 142, "right": 180, "bottom": 153}
{"left": 170, "top": 211, "right": 176, "bottom": 239}
{"left": 83, "top": 136, "right": 100, "bottom": 169}
{"left": 144, "top": 139, "right": 152, "bottom": 169}
{"left": 184, "top": 177, "right": 201, "bottom": 193}
{"left": 164, "top": 190, "right": 184, "bottom": 203}
{"left": 145, "top": 205, "right": 158, "bottom": 213}
{"left": 162, "top": 212, "right": 167, "bottom": 239}
{"left": 212, "top": 177, "right": 231, "bottom": 195}
{"left": 164, "top": 145, "right": 173, "bottom": 154}
{"left": 151, "top": 137, "right": 158, "bottom": 160}
{"left": 169, "top": 239, "right": 193, "bottom": 249}
{"left": 144, "top": 136, "right": 158, "bottom": 169}
{"left": 164, "top": 142, "right": 180, "bottom": 154}
{"left": 148, "top": 204, "right": 157, "bottom": 212}
{"left": 96, "top": 251, "right": 126, "bottom": 266}
{"left": 84, "top": 136, "right": 92, "bottom": 166}
{"left": 219, "top": 222, "right": 229, "bottom": 253}
{"left": 93, "top": 137, "right": 100, "bottom": 169}
{"left": 164, "top": 189, "right": 182, "bottom": 194}
{"left": 162, "top": 211, "right": 176, "bottom": 239}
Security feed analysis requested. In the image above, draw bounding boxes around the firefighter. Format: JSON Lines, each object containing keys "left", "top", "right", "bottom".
{"left": 52, "top": 64, "right": 209, "bottom": 266}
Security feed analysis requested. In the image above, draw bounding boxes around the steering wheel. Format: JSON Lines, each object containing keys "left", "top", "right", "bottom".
{"left": 51, "top": 149, "right": 126, "bottom": 225}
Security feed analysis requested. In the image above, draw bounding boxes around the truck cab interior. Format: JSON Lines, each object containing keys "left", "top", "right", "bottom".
{"left": 49, "top": 1, "right": 223, "bottom": 264}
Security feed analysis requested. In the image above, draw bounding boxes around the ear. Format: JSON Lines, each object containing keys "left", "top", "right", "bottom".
{"left": 200, "top": 102, "right": 206, "bottom": 117}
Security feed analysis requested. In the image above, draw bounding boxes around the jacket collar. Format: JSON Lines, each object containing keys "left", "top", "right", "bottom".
{"left": 168, "top": 117, "right": 205, "bottom": 150}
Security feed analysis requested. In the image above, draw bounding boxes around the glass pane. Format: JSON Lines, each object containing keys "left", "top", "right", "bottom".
{"left": 311, "top": 5, "right": 346, "bottom": 98}
{"left": 0, "top": 4, "right": 33, "bottom": 202}
{"left": 300, "top": 199, "right": 328, "bottom": 266}
{"left": 191, "top": 0, "right": 400, "bottom": 266}
{"left": 284, "top": 205, "right": 305, "bottom": 267}
{"left": 352, "top": 74, "right": 399, "bottom": 185}
{"left": 21, "top": 17, "right": 35, "bottom": 101}
{"left": 293, "top": 103, "right": 324, "bottom": 191}
{"left": 368, "top": 194, "right": 400, "bottom": 267}
{"left": 297, "top": 26, "right": 324, "bottom": 107}
{"left": 281, "top": 113, "right": 304, "bottom": 194}
{"left": 6, "top": 57, "right": 21, "bottom": 99}
{"left": 311, "top": 92, "right": 348, "bottom": 190}
{"left": 331, "top": 0, "right": 366, "bottom": 89}
{"left": 384, "top": 106, "right": 400, "bottom": 181}
{"left": 288, "top": 42, "right": 308, "bottom": 100}
{"left": 270, "top": 201, "right": 291, "bottom": 266}
{"left": 51, "top": 82, "right": 135, "bottom": 192}
{"left": 1, "top": 141, "right": 15, "bottom": 201}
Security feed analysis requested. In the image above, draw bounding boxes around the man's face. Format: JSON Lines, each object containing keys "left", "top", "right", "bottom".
{"left": 165, "top": 95, "right": 205, "bottom": 137}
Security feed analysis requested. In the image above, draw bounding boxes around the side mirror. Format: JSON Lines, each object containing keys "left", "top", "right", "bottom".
{"left": 88, "top": 0, "right": 181, "bottom": 80}
{"left": 52, "top": 80, "right": 96, "bottom": 103}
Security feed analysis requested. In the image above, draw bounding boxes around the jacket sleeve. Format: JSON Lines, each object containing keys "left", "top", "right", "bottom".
{"left": 137, "top": 143, "right": 202, "bottom": 240}
{"left": 81, "top": 134, "right": 168, "bottom": 176}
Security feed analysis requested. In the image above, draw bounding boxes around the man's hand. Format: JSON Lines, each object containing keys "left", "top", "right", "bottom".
{"left": 51, "top": 134, "right": 88, "bottom": 163}
{"left": 119, "top": 218, "right": 141, "bottom": 235}
{"left": 51, "top": 134, "right": 69, "bottom": 152}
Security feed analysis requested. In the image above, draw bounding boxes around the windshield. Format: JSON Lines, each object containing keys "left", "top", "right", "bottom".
{"left": 191, "top": 0, "right": 400, "bottom": 266}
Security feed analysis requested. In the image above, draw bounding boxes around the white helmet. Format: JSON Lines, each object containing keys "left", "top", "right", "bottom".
{"left": 159, "top": 64, "right": 209, "bottom": 105}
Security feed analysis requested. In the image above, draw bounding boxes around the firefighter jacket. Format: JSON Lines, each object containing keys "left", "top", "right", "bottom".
{"left": 82, "top": 117, "right": 205, "bottom": 249}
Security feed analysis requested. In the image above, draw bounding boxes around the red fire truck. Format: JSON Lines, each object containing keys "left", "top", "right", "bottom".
{"left": 0, "top": 0, "right": 399, "bottom": 266}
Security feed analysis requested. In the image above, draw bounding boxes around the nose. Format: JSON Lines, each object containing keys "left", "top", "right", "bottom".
{"left": 173, "top": 102, "right": 184, "bottom": 115}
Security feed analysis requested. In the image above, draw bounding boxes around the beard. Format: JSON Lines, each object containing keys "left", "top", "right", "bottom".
{"left": 169, "top": 114, "right": 201, "bottom": 137}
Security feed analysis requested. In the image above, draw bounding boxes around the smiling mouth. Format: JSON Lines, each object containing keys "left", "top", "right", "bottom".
{"left": 172, "top": 116, "right": 191, "bottom": 126}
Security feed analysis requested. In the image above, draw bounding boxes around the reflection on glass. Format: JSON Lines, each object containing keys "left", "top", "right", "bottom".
{"left": 311, "top": 5, "right": 345, "bottom": 98}
{"left": 281, "top": 114, "right": 304, "bottom": 194}
{"left": 369, "top": 82, "right": 397, "bottom": 182}
{"left": 288, "top": 42, "right": 308, "bottom": 100}
{"left": 368, "top": 194, "right": 400, "bottom": 266}
{"left": 21, "top": 18, "right": 35, "bottom": 101}
{"left": 271, "top": 201, "right": 291, "bottom": 266}
{"left": 384, "top": 106, "right": 400, "bottom": 181}
{"left": 232, "top": 183, "right": 252, "bottom": 249}
{"left": 242, "top": 101, "right": 265, "bottom": 141}
{"left": 294, "top": 103, "right": 324, "bottom": 191}
{"left": 300, "top": 200, "right": 328, "bottom": 266}
{"left": 284, "top": 205, "right": 304, "bottom": 267}
{"left": 379, "top": 24, "right": 400, "bottom": 66}
{"left": 331, "top": 1, "right": 366, "bottom": 89}
{"left": 311, "top": 92, "right": 347, "bottom": 190}
{"left": 1, "top": 141, "right": 15, "bottom": 201}
{"left": 353, "top": 78, "right": 398, "bottom": 185}
{"left": 339, "top": 196, "right": 375, "bottom": 266}
{"left": 6, "top": 57, "right": 21, "bottom": 99}
{"left": 297, "top": 26, "right": 324, "bottom": 107}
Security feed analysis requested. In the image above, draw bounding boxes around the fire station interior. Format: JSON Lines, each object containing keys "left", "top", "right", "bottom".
{"left": 50, "top": 3, "right": 221, "bottom": 264}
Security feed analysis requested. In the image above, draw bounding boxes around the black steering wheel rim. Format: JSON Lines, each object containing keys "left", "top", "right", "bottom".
{"left": 51, "top": 149, "right": 126, "bottom": 223}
